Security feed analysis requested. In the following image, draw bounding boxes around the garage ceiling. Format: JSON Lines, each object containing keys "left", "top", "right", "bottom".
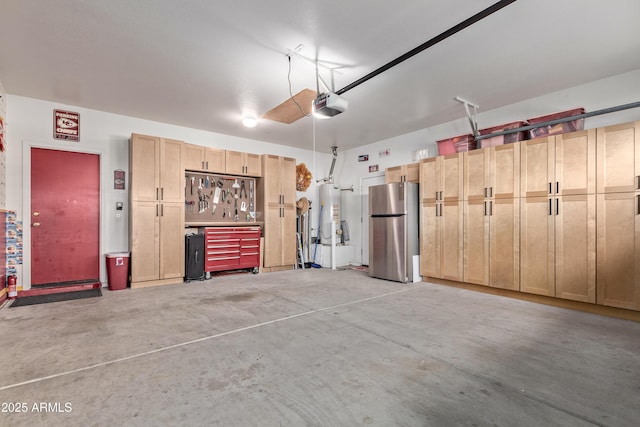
{"left": 1, "top": 0, "right": 639, "bottom": 152}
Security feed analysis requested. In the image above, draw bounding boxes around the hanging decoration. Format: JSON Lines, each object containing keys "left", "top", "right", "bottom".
{"left": 296, "top": 163, "right": 312, "bottom": 191}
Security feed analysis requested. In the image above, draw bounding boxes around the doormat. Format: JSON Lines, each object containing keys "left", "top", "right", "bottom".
{"left": 350, "top": 266, "right": 369, "bottom": 272}
{"left": 9, "top": 288, "right": 102, "bottom": 308}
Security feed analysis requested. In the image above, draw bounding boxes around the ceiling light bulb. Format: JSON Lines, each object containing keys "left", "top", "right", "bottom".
{"left": 242, "top": 117, "right": 257, "bottom": 128}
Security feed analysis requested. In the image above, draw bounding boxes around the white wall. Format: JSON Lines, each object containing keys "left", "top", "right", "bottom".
{"left": 6, "top": 95, "right": 330, "bottom": 288}
{"left": 335, "top": 69, "right": 640, "bottom": 266}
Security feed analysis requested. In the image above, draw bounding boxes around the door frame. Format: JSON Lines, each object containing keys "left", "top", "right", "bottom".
{"left": 22, "top": 140, "right": 107, "bottom": 290}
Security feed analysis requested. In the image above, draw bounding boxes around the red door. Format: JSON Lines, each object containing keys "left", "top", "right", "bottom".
{"left": 31, "top": 148, "right": 100, "bottom": 286}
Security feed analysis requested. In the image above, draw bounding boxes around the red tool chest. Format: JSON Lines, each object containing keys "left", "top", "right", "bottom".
{"left": 202, "top": 227, "right": 260, "bottom": 273}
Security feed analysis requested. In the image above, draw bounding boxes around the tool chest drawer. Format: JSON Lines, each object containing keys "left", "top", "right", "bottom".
{"left": 203, "top": 227, "right": 261, "bottom": 273}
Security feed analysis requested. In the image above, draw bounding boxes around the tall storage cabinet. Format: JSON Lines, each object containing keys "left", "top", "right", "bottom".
{"left": 130, "top": 134, "right": 185, "bottom": 288}
{"left": 258, "top": 155, "right": 296, "bottom": 269}
{"left": 463, "top": 144, "right": 520, "bottom": 290}
{"left": 420, "top": 154, "right": 463, "bottom": 281}
{"left": 520, "top": 131, "right": 596, "bottom": 302}
{"left": 596, "top": 122, "right": 640, "bottom": 310}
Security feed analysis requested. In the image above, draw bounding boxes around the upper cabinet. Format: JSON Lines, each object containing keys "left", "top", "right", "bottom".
{"left": 131, "top": 134, "right": 184, "bottom": 203}
{"left": 183, "top": 143, "right": 226, "bottom": 173}
{"left": 226, "top": 150, "right": 262, "bottom": 177}
{"left": 421, "top": 153, "right": 463, "bottom": 203}
{"left": 596, "top": 121, "right": 640, "bottom": 194}
{"left": 385, "top": 163, "right": 419, "bottom": 183}
{"left": 521, "top": 130, "right": 595, "bottom": 198}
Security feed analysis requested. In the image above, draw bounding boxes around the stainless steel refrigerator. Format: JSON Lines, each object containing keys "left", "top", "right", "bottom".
{"left": 369, "top": 182, "right": 419, "bottom": 283}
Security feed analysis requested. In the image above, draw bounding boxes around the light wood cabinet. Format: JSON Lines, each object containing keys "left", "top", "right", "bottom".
{"left": 385, "top": 163, "right": 419, "bottom": 183}
{"left": 595, "top": 121, "right": 640, "bottom": 310}
{"left": 520, "top": 130, "right": 596, "bottom": 301}
{"left": 183, "top": 143, "right": 225, "bottom": 173}
{"left": 596, "top": 192, "right": 640, "bottom": 310}
{"left": 420, "top": 200, "right": 463, "bottom": 281}
{"left": 130, "top": 134, "right": 185, "bottom": 288}
{"left": 596, "top": 121, "right": 640, "bottom": 194}
{"left": 226, "top": 150, "right": 262, "bottom": 177}
{"left": 520, "top": 195, "right": 595, "bottom": 301}
{"left": 259, "top": 155, "right": 296, "bottom": 269}
{"left": 462, "top": 144, "right": 519, "bottom": 288}
{"left": 463, "top": 198, "right": 519, "bottom": 290}
{"left": 420, "top": 156, "right": 463, "bottom": 281}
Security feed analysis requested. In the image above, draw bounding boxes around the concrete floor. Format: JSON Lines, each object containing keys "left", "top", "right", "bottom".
{"left": 0, "top": 269, "right": 639, "bottom": 427}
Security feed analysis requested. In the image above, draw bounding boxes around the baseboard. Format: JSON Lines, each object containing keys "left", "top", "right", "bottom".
{"left": 130, "top": 278, "right": 183, "bottom": 289}
{"left": 423, "top": 277, "right": 640, "bottom": 322}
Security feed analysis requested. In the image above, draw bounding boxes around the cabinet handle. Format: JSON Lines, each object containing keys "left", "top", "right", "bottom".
{"left": 160, "top": 187, "right": 164, "bottom": 201}
{"left": 490, "top": 187, "right": 493, "bottom": 197}
{"left": 556, "top": 182, "right": 559, "bottom": 194}
{"left": 548, "top": 198, "right": 552, "bottom": 216}
{"left": 484, "top": 201, "right": 487, "bottom": 216}
{"left": 637, "top": 176, "right": 640, "bottom": 190}
{"left": 556, "top": 198, "right": 559, "bottom": 216}
{"left": 156, "top": 187, "right": 159, "bottom": 201}
{"left": 439, "top": 191, "right": 443, "bottom": 200}
{"left": 489, "top": 201, "right": 493, "bottom": 216}
{"left": 156, "top": 204, "right": 159, "bottom": 217}
{"left": 548, "top": 182, "right": 552, "bottom": 194}
{"left": 160, "top": 204, "right": 164, "bottom": 217}
{"left": 637, "top": 195, "right": 639, "bottom": 215}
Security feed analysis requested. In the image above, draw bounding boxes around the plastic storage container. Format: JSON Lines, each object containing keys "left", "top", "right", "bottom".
{"left": 437, "top": 134, "right": 475, "bottom": 155}
{"left": 527, "top": 108, "right": 585, "bottom": 139}
{"left": 479, "top": 121, "right": 528, "bottom": 148}
{"left": 105, "top": 252, "right": 129, "bottom": 290}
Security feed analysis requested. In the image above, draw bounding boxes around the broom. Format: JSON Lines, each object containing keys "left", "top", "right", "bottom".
{"left": 310, "top": 204, "right": 323, "bottom": 268}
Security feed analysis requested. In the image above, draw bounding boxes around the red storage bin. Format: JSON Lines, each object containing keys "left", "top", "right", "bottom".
{"left": 437, "top": 134, "right": 475, "bottom": 155}
{"left": 527, "top": 108, "right": 585, "bottom": 139}
{"left": 106, "top": 252, "right": 129, "bottom": 290}
{"left": 479, "top": 121, "right": 528, "bottom": 148}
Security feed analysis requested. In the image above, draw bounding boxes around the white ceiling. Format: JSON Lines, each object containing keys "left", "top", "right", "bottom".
{"left": 1, "top": 1, "right": 639, "bottom": 153}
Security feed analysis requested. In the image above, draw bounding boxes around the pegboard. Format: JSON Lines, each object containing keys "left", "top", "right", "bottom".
{"left": 0, "top": 79, "right": 6, "bottom": 209}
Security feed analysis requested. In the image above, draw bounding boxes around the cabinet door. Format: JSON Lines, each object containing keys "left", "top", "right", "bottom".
{"left": 420, "top": 158, "right": 438, "bottom": 203}
{"left": 555, "top": 195, "right": 596, "bottom": 303}
{"left": 489, "top": 198, "right": 520, "bottom": 290}
{"left": 520, "top": 197, "right": 554, "bottom": 296}
{"left": 262, "top": 155, "right": 282, "bottom": 205}
{"left": 597, "top": 121, "right": 640, "bottom": 194}
{"left": 159, "top": 202, "right": 185, "bottom": 279}
{"left": 183, "top": 143, "right": 204, "bottom": 171}
{"left": 463, "top": 199, "right": 489, "bottom": 285}
{"left": 420, "top": 202, "right": 440, "bottom": 278}
{"left": 463, "top": 149, "right": 489, "bottom": 201}
{"left": 404, "top": 163, "right": 420, "bottom": 183}
{"left": 385, "top": 166, "right": 403, "bottom": 184}
{"left": 521, "top": 137, "right": 554, "bottom": 198}
{"left": 282, "top": 205, "right": 297, "bottom": 265}
{"left": 263, "top": 204, "right": 283, "bottom": 268}
{"left": 281, "top": 157, "right": 297, "bottom": 205}
{"left": 130, "top": 201, "right": 160, "bottom": 282}
{"left": 442, "top": 153, "right": 463, "bottom": 201}
{"left": 556, "top": 130, "right": 596, "bottom": 195}
{"left": 441, "top": 200, "right": 463, "bottom": 281}
{"left": 204, "top": 148, "right": 226, "bottom": 173}
{"left": 245, "top": 153, "right": 262, "bottom": 177}
{"left": 491, "top": 143, "right": 520, "bottom": 199}
{"left": 225, "top": 150, "right": 245, "bottom": 175}
{"left": 130, "top": 134, "right": 159, "bottom": 202}
{"left": 160, "top": 138, "right": 185, "bottom": 203}
{"left": 596, "top": 192, "right": 640, "bottom": 310}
